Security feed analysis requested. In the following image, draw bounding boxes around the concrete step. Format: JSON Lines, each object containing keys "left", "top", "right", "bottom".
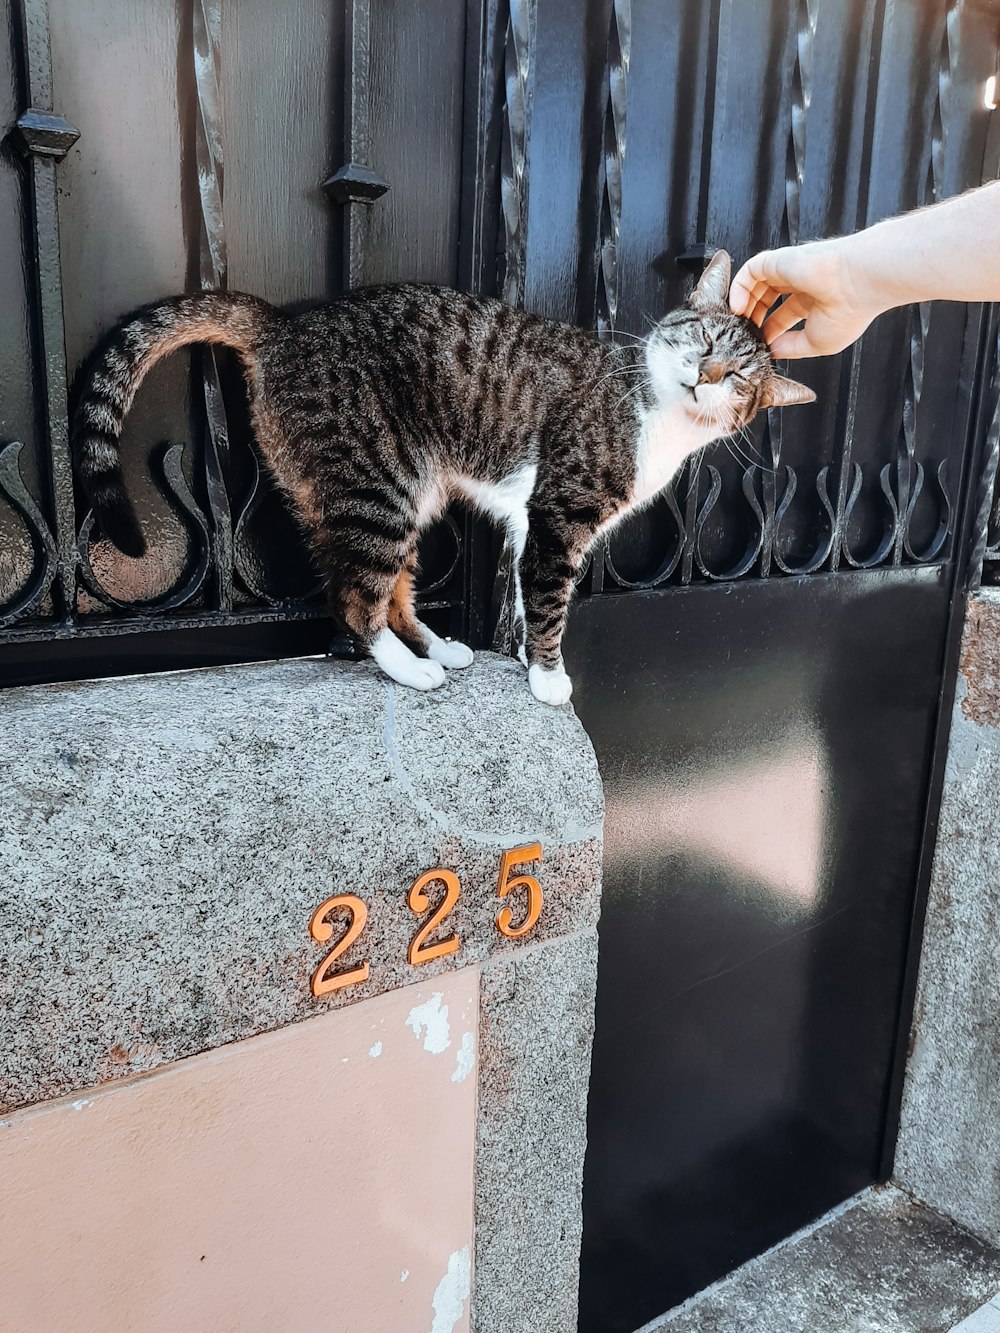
{"left": 638, "top": 1185, "right": 1000, "bottom": 1333}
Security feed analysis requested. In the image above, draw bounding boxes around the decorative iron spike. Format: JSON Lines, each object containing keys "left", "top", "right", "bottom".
{"left": 12, "top": 109, "right": 80, "bottom": 160}
{"left": 322, "top": 163, "right": 389, "bottom": 205}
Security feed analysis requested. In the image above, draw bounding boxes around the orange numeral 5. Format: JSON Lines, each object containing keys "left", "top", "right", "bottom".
{"left": 309, "top": 893, "right": 370, "bottom": 996}
{"left": 407, "top": 868, "right": 461, "bottom": 965}
{"left": 496, "top": 843, "right": 543, "bottom": 938}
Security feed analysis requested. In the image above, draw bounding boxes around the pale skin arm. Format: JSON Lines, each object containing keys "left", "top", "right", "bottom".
{"left": 729, "top": 180, "right": 1000, "bottom": 359}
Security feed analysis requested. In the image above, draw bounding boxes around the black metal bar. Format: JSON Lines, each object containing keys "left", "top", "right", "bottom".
{"left": 458, "top": 0, "right": 506, "bottom": 297}
{"left": 830, "top": 0, "right": 888, "bottom": 572}
{"left": 498, "top": 0, "right": 535, "bottom": 308}
{"left": 192, "top": 0, "right": 234, "bottom": 613}
{"left": 458, "top": 0, "right": 509, "bottom": 648}
{"left": 17, "top": 0, "right": 79, "bottom": 624}
{"left": 594, "top": 0, "right": 630, "bottom": 341}
{"left": 692, "top": 0, "right": 721, "bottom": 253}
{"left": 323, "top": 0, "right": 389, "bottom": 290}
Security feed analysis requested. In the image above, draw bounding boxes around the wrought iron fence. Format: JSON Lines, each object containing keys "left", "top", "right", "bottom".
{"left": 1, "top": 0, "right": 999, "bottom": 680}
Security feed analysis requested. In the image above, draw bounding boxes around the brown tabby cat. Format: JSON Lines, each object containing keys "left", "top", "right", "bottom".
{"left": 73, "top": 250, "right": 813, "bottom": 704}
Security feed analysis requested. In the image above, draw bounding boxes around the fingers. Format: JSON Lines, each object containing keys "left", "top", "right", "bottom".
{"left": 761, "top": 293, "right": 811, "bottom": 343}
{"left": 767, "top": 329, "right": 815, "bottom": 360}
{"left": 729, "top": 250, "right": 796, "bottom": 317}
{"left": 745, "top": 284, "right": 783, "bottom": 327}
{"left": 729, "top": 266, "right": 769, "bottom": 318}
{"left": 730, "top": 278, "right": 782, "bottom": 327}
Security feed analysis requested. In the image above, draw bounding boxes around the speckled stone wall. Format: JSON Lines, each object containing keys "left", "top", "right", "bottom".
{"left": 0, "top": 653, "right": 603, "bottom": 1333}
{"left": 895, "top": 590, "right": 1000, "bottom": 1247}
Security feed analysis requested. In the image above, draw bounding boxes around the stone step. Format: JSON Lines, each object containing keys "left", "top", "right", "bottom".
{"left": 638, "top": 1185, "right": 1000, "bottom": 1333}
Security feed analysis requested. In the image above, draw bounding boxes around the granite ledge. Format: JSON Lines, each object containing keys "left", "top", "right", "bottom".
{"left": 0, "top": 653, "right": 603, "bottom": 1112}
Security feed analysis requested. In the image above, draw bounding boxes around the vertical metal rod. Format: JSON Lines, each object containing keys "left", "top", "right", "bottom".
{"left": 499, "top": 0, "right": 536, "bottom": 308}
{"left": 595, "top": 0, "right": 631, "bottom": 342}
{"left": 764, "top": 0, "right": 816, "bottom": 578}
{"left": 323, "top": 0, "right": 388, "bottom": 289}
{"left": 192, "top": 0, "right": 233, "bottom": 610}
{"left": 693, "top": 0, "right": 722, "bottom": 252}
{"left": 343, "top": 0, "right": 370, "bottom": 287}
{"left": 20, "top": 0, "right": 79, "bottom": 622}
{"left": 676, "top": 0, "right": 722, "bottom": 585}
{"left": 830, "top": 0, "right": 887, "bottom": 570}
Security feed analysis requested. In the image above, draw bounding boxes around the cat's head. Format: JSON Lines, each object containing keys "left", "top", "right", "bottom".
{"left": 644, "top": 250, "right": 815, "bottom": 436}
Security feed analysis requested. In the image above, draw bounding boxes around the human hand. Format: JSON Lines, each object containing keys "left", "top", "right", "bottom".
{"left": 728, "top": 238, "right": 884, "bottom": 359}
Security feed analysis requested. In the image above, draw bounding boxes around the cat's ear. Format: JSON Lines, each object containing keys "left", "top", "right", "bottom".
{"left": 690, "top": 249, "right": 732, "bottom": 311}
{"left": 759, "top": 373, "right": 816, "bottom": 408}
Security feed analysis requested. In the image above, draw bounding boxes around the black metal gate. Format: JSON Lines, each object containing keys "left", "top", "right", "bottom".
{"left": 3, "top": 1, "right": 1000, "bottom": 1330}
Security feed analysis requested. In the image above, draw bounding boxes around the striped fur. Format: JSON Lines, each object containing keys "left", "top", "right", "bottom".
{"left": 72, "top": 291, "right": 273, "bottom": 557}
{"left": 72, "top": 253, "right": 814, "bottom": 700}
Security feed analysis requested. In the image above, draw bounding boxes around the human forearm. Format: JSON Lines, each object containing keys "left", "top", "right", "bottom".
{"left": 847, "top": 180, "right": 1000, "bottom": 311}
{"left": 729, "top": 180, "right": 1000, "bottom": 359}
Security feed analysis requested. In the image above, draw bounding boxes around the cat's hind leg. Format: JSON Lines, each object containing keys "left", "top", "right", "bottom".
{"left": 371, "top": 626, "right": 446, "bottom": 690}
{"left": 388, "top": 560, "right": 474, "bottom": 670}
{"left": 320, "top": 535, "right": 446, "bottom": 691}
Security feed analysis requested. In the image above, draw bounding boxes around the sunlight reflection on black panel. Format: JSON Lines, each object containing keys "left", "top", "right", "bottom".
{"left": 618, "top": 724, "right": 830, "bottom": 923}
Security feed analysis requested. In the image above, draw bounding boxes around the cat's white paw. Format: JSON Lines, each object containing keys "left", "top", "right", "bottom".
{"left": 528, "top": 662, "right": 573, "bottom": 706}
{"left": 407, "top": 659, "right": 447, "bottom": 690}
{"left": 371, "top": 629, "right": 446, "bottom": 691}
{"left": 427, "top": 636, "right": 474, "bottom": 669}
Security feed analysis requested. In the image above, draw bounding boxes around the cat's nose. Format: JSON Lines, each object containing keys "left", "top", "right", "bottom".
{"left": 698, "top": 361, "right": 726, "bottom": 385}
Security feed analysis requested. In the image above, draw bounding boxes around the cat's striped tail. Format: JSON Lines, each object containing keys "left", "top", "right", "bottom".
{"left": 71, "top": 290, "right": 276, "bottom": 557}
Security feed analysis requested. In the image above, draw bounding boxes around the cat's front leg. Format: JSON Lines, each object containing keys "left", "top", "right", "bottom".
{"left": 518, "top": 514, "right": 583, "bottom": 706}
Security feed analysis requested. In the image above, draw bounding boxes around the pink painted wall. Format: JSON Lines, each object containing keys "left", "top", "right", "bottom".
{"left": 0, "top": 973, "right": 479, "bottom": 1333}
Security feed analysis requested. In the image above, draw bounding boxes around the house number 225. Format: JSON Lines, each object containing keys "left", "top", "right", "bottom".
{"left": 307, "top": 843, "right": 543, "bottom": 998}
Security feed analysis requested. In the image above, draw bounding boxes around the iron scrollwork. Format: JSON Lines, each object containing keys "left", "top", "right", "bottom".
{"left": 1, "top": 0, "right": 996, "bottom": 665}
{"left": 596, "top": 0, "right": 969, "bottom": 595}
{"left": 0, "top": 441, "right": 58, "bottom": 627}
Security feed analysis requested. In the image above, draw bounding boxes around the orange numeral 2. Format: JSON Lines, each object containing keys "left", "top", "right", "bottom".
{"left": 407, "top": 868, "right": 461, "bottom": 965}
{"left": 496, "top": 843, "right": 543, "bottom": 938}
{"left": 309, "top": 894, "right": 370, "bottom": 996}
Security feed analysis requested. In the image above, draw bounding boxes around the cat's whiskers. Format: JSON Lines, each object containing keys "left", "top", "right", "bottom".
{"left": 615, "top": 377, "right": 653, "bottom": 410}
{"left": 713, "top": 402, "right": 775, "bottom": 475}
{"left": 594, "top": 361, "right": 646, "bottom": 389}
{"left": 737, "top": 423, "right": 770, "bottom": 470}
{"left": 609, "top": 329, "right": 650, "bottom": 347}
{"left": 697, "top": 400, "right": 754, "bottom": 471}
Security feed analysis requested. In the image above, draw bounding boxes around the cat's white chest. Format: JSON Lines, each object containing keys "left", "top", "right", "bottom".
{"left": 631, "top": 405, "right": 704, "bottom": 508}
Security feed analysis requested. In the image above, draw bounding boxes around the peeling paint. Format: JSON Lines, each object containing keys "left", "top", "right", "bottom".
{"left": 369, "top": 1042, "right": 383, "bottom": 1059}
{"left": 430, "top": 1246, "right": 470, "bottom": 1333}
{"left": 401, "top": 1269, "right": 410, "bottom": 1283}
{"left": 406, "top": 993, "right": 451, "bottom": 1055}
{"left": 451, "top": 1032, "right": 474, "bottom": 1084}
{"left": 70, "top": 1099, "right": 91, "bottom": 1111}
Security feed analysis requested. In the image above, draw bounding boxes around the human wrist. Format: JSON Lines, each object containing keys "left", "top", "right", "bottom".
{"left": 834, "top": 228, "right": 899, "bottom": 322}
